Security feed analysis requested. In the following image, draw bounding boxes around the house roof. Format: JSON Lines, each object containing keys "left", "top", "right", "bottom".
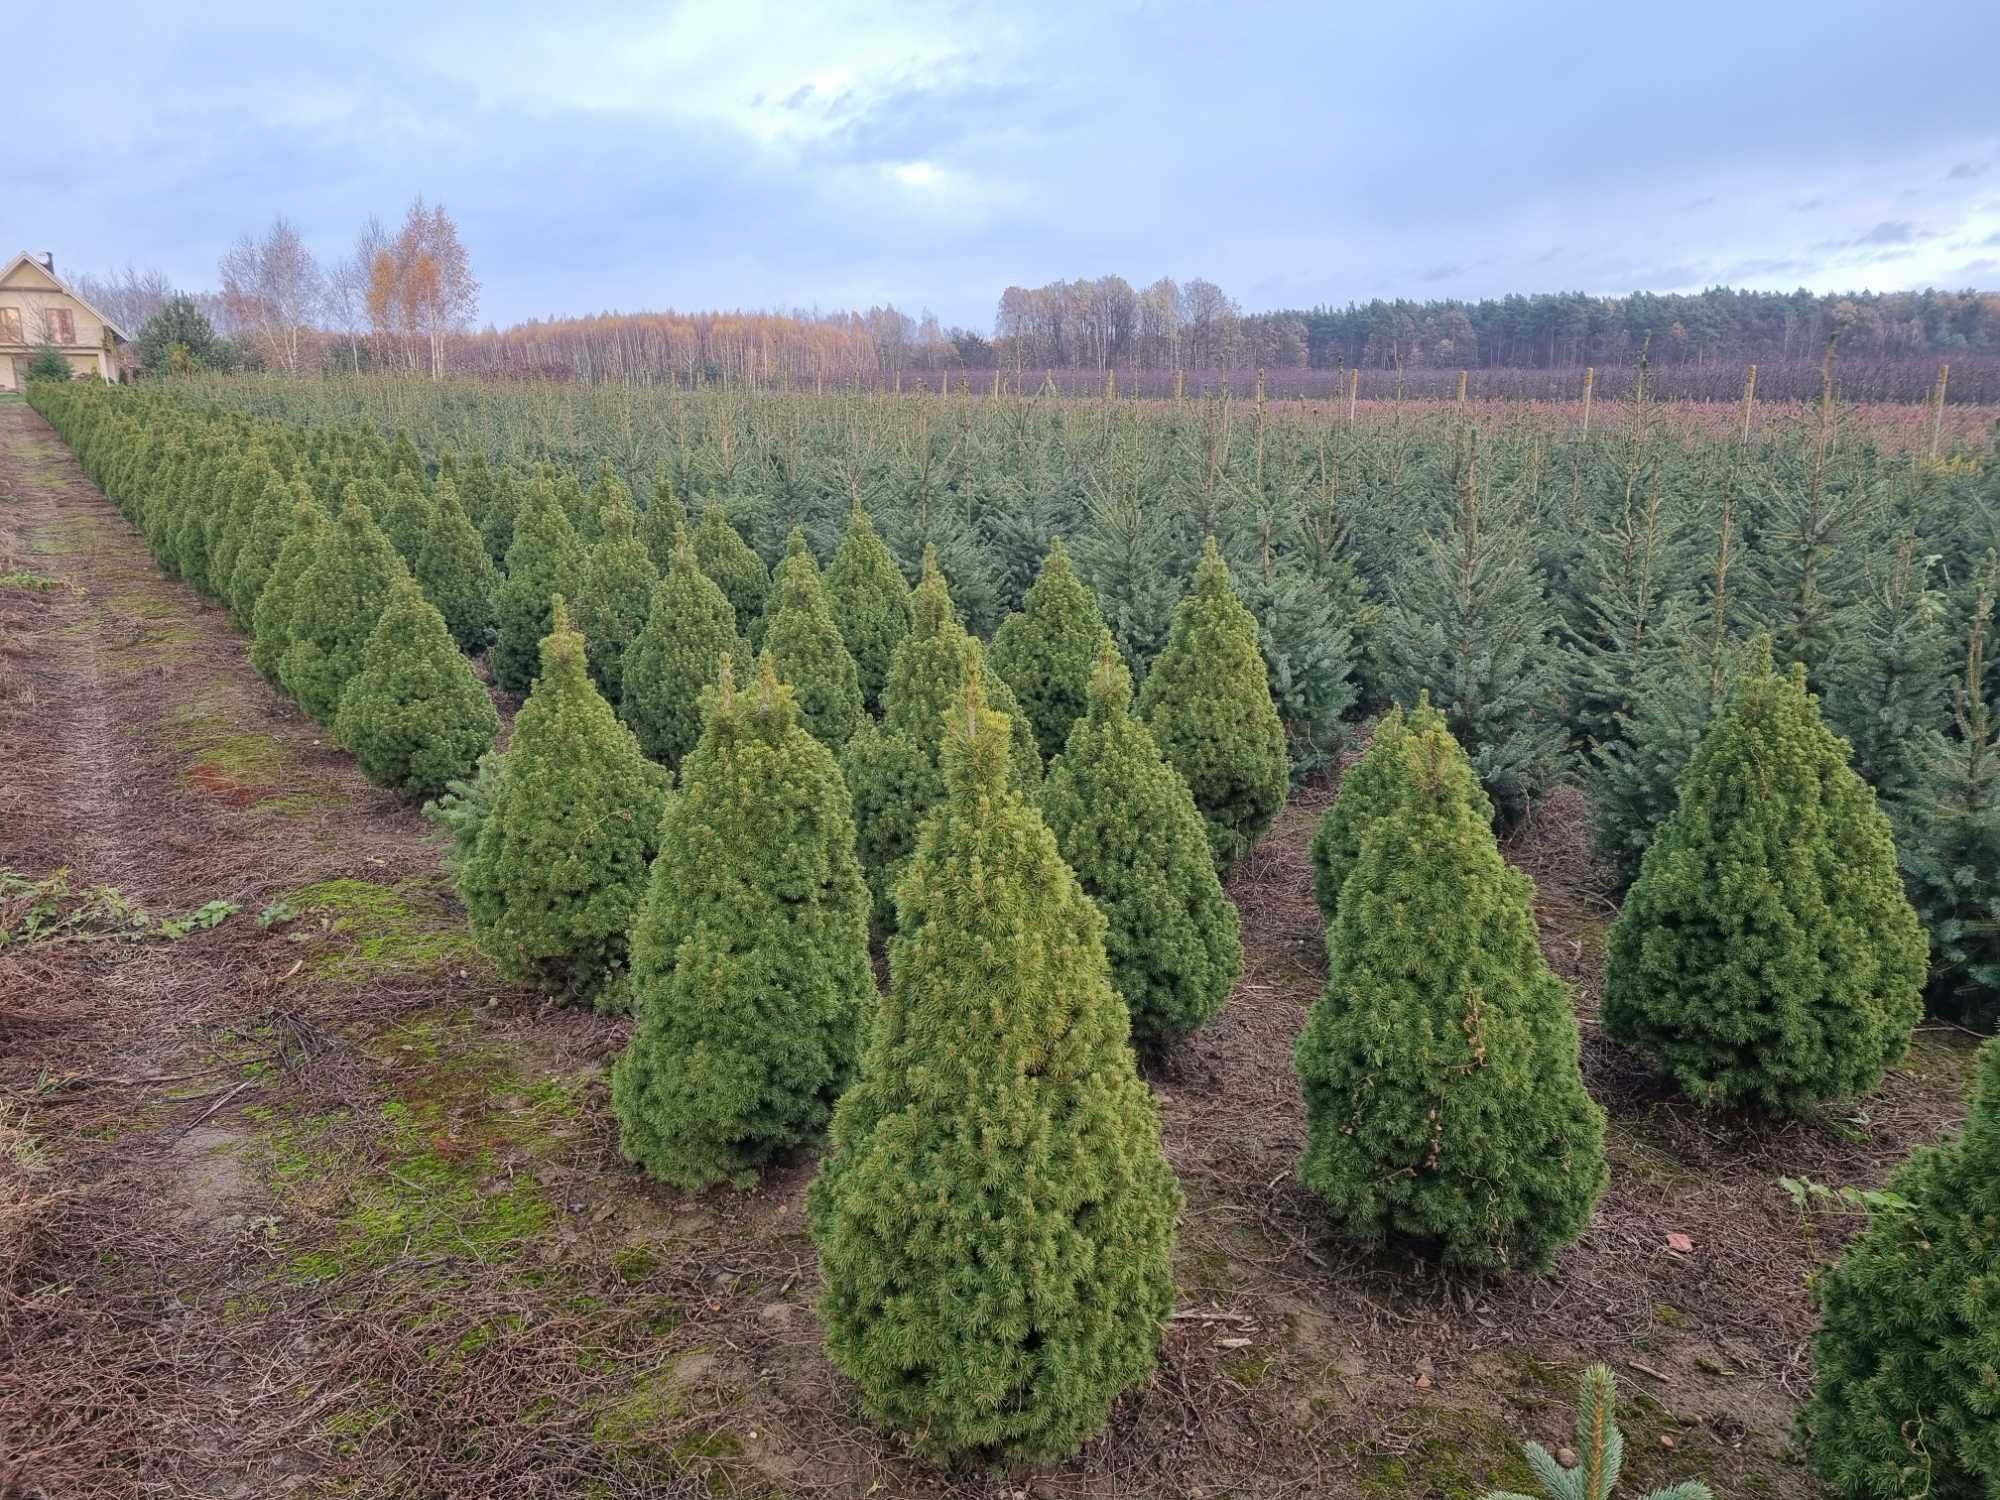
{"left": 2, "top": 252, "right": 131, "bottom": 343}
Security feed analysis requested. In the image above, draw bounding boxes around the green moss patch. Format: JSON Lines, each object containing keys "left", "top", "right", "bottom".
{"left": 278, "top": 878, "right": 477, "bottom": 980}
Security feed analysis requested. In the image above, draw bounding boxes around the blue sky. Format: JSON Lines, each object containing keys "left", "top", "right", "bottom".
{"left": 16, "top": 0, "right": 2000, "bottom": 329}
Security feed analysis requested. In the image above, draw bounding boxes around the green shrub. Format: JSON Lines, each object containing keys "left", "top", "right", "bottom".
{"left": 1603, "top": 652, "right": 1928, "bottom": 1114}
{"left": 810, "top": 674, "right": 1179, "bottom": 1463}
{"left": 1138, "top": 536, "right": 1289, "bottom": 872}
{"left": 334, "top": 575, "right": 500, "bottom": 800}
{"left": 611, "top": 656, "right": 873, "bottom": 1189}
{"left": 24, "top": 346, "right": 72, "bottom": 383}
{"left": 1801, "top": 1039, "right": 2000, "bottom": 1500}
{"left": 1295, "top": 709, "right": 1607, "bottom": 1271}
{"left": 458, "top": 598, "right": 669, "bottom": 996}
{"left": 1041, "top": 638, "right": 1241, "bottom": 1044}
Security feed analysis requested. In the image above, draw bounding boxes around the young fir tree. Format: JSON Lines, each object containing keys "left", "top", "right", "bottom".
{"left": 823, "top": 497, "right": 913, "bottom": 716}
{"left": 553, "top": 466, "right": 600, "bottom": 542}
{"left": 619, "top": 524, "right": 748, "bottom": 771}
{"left": 334, "top": 575, "right": 500, "bottom": 800}
{"left": 1800, "top": 1038, "right": 2000, "bottom": 1500}
{"left": 1294, "top": 710, "right": 1608, "bottom": 1271}
{"left": 248, "top": 494, "right": 327, "bottom": 688}
{"left": 281, "top": 492, "right": 410, "bottom": 725}
{"left": 1824, "top": 534, "right": 1952, "bottom": 811}
{"left": 1138, "top": 536, "right": 1289, "bottom": 872}
{"left": 989, "top": 537, "right": 1109, "bottom": 763}
{"left": 1041, "top": 637, "right": 1242, "bottom": 1044}
{"left": 412, "top": 477, "right": 498, "bottom": 652}
{"left": 1901, "top": 555, "right": 2000, "bottom": 1029}
{"left": 458, "top": 599, "right": 669, "bottom": 995}
{"left": 227, "top": 472, "right": 301, "bottom": 630}
{"left": 1602, "top": 650, "right": 1928, "bottom": 1114}
{"left": 1372, "top": 451, "right": 1570, "bottom": 825}
{"left": 492, "top": 476, "right": 589, "bottom": 693}
{"left": 762, "top": 532, "right": 865, "bottom": 749}
{"left": 693, "top": 501, "right": 770, "bottom": 645}
{"left": 637, "top": 468, "right": 688, "bottom": 575}
{"left": 479, "top": 464, "right": 523, "bottom": 566}
{"left": 574, "top": 484, "right": 660, "bottom": 707}
{"left": 809, "top": 674, "right": 1180, "bottom": 1465}
{"left": 611, "top": 655, "right": 873, "bottom": 1190}
{"left": 378, "top": 468, "right": 436, "bottom": 570}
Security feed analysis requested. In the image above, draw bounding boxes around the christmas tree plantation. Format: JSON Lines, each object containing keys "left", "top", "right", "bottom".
{"left": 1041, "top": 638, "right": 1242, "bottom": 1044}
{"left": 457, "top": 598, "right": 669, "bottom": 995}
{"left": 1138, "top": 536, "right": 1289, "bottom": 872}
{"left": 1801, "top": 1038, "right": 2000, "bottom": 1500}
{"left": 1294, "top": 710, "right": 1607, "bottom": 1272}
{"left": 990, "top": 538, "right": 1109, "bottom": 763}
{"left": 611, "top": 656, "right": 873, "bottom": 1190}
{"left": 281, "top": 491, "right": 409, "bottom": 725}
{"left": 334, "top": 574, "right": 501, "bottom": 801}
{"left": 810, "top": 675, "right": 1180, "bottom": 1464}
{"left": 1602, "top": 651, "right": 1928, "bottom": 1114}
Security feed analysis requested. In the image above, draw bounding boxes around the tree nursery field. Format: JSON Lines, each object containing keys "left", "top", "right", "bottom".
{"left": 2, "top": 371, "right": 1997, "bottom": 1500}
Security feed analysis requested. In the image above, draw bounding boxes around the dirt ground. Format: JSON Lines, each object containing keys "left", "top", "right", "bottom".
{"left": 0, "top": 400, "right": 1981, "bottom": 1500}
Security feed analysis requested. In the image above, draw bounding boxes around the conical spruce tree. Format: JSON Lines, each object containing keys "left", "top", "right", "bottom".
{"left": 763, "top": 531, "right": 864, "bottom": 749}
{"left": 1800, "top": 1038, "right": 2000, "bottom": 1500}
{"left": 378, "top": 468, "right": 435, "bottom": 569}
{"left": 553, "top": 467, "right": 600, "bottom": 542}
{"left": 836, "top": 719, "right": 937, "bottom": 935}
{"left": 281, "top": 492, "right": 410, "bottom": 724}
{"left": 1294, "top": 711, "right": 1608, "bottom": 1271}
{"left": 1310, "top": 706, "right": 1411, "bottom": 925}
{"left": 809, "top": 674, "right": 1180, "bottom": 1464}
{"left": 1138, "top": 536, "right": 1289, "bottom": 872}
{"left": 637, "top": 468, "right": 688, "bottom": 575}
{"left": 573, "top": 484, "right": 659, "bottom": 707}
{"left": 249, "top": 494, "right": 326, "bottom": 688}
{"left": 1825, "top": 535, "right": 1951, "bottom": 811}
{"left": 492, "top": 476, "right": 589, "bottom": 693}
{"left": 619, "top": 524, "right": 747, "bottom": 771}
{"left": 989, "top": 538, "right": 1108, "bottom": 763}
{"left": 207, "top": 454, "right": 268, "bottom": 609}
{"left": 1602, "top": 650, "right": 1928, "bottom": 1114}
{"left": 228, "top": 473, "right": 303, "bottom": 630}
{"left": 334, "top": 574, "right": 500, "bottom": 800}
{"left": 479, "top": 464, "right": 523, "bottom": 566}
{"left": 611, "top": 655, "right": 873, "bottom": 1190}
{"left": 1041, "top": 638, "right": 1242, "bottom": 1044}
{"left": 693, "top": 501, "right": 770, "bottom": 645}
{"left": 825, "top": 498, "right": 914, "bottom": 716}
{"left": 412, "top": 477, "right": 498, "bottom": 652}
{"left": 458, "top": 598, "right": 670, "bottom": 995}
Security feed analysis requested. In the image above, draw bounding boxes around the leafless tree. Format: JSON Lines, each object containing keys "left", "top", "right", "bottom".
{"left": 325, "top": 215, "right": 388, "bottom": 373}
{"left": 219, "top": 217, "right": 327, "bottom": 374}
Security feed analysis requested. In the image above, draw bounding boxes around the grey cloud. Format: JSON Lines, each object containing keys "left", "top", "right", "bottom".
{"left": 1947, "top": 161, "right": 1989, "bottom": 179}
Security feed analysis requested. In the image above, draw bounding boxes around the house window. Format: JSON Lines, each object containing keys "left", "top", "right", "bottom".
{"left": 0, "top": 308, "right": 20, "bottom": 342}
{"left": 46, "top": 308, "right": 75, "bottom": 344}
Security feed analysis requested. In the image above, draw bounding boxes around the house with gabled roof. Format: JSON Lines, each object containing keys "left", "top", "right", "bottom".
{"left": 0, "top": 252, "right": 129, "bottom": 389}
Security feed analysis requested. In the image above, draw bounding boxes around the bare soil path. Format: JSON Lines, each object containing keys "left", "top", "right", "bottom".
{"left": 0, "top": 399, "right": 1980, "bottom": 1499}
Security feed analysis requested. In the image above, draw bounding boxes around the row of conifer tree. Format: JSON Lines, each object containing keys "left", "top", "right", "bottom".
{"left": 25, "top": 377, "right": 1996, "bottom": 1494}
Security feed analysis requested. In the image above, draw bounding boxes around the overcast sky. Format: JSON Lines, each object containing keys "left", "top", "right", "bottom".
{"left": 15, "top": 1, "right": 2000, "bottom": 329}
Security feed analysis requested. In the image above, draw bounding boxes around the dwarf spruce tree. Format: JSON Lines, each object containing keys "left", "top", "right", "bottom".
{"left": 1602, "top": 651, "right": 1928, "bottom": 1114}
{"left": 282, "top": 492, "right": 409, "bottom": 725}
{"left": 334, "top": 575, "right": 500, "bottom": 800}
{"left": 479, "top": 464, "right": 523, "bottom": 566}
{"left": 411, "top": 478, "right": 497, "bottom": 653}
{"left": 694, "top": 501, "right": 770, "bottom": 645}
{"left": 574, "top": 485, "right": 660, "bottom": 707}
{"left": 228, "top": 473, "right": 303, "bottom": 630}
{"left": 619, "top": 525, "right": 747, "bottom": 771}
{"left": 1801, "top": 1038, "right": 2000, "bottom": 1500}
{"left": 990, "top": 538, "right": 1108, "bottom": 763}
{"left": 637, "top": 469, "right": 687, "bottom": 574}
{"left": 1295, "top": 711, "right": 1608, "bottom": 1271}
{"left": 379, "top": 468, "right": 435, "bottom": 570}
{"left": 810, "top": 675, "right": 1180, "bottom": 1464}
{"left": 493, "top": 476, "right": 588, "bottom": 693}
{"left": 763, "top": 532, "right": 864, "bottom": 749}
{"left": 458, "top": 599, "right": 669, "bottom": 995}
{"left": 611, "top": 656, "right": 873, "bottom": 1190}
{"left": 1041, "top": 638, "right": 1242, "bottom": 1044}
{"left": 1138, "top": 536, "right": 1289, "bottom": 872}
{"left": 1311, "top": 706, "right": 1411, "bottom": 925}
{"left": 249, "top": 493, "right": 326, "bottom": 688}
{"left": 824, "top": 498, "right": 913, "bottom": 715}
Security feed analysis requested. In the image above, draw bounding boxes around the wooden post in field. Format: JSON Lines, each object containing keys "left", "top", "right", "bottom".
{"left": 1256, "top": 367, "right": 1266, "bottom": 404}
{"left": 1455, "top": 369, "right": 1468, "bottom": 416}
{"left": 1739, "top": 364, "right": 1757, "bottom": 445}
{"left": 1174, "top": 368, "right": 1185, "bottom": 403}
{"left": 894, "top": 367, "right": 902, "bottom": 395}
{"left": 1930, "top": 362, "right": 1950, "bottom": 463}
{"left": 991, "top": 368, "right": 1001, "bottom": 398}
{"left": 1347, "top": 367, "right": 1359, "bottom": 430}
{"left": 1105, "top": 367, "right": 1115, "bottom": 401}
{"left": 1580, "top": 366, "right": 1595, "bottom": 437}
